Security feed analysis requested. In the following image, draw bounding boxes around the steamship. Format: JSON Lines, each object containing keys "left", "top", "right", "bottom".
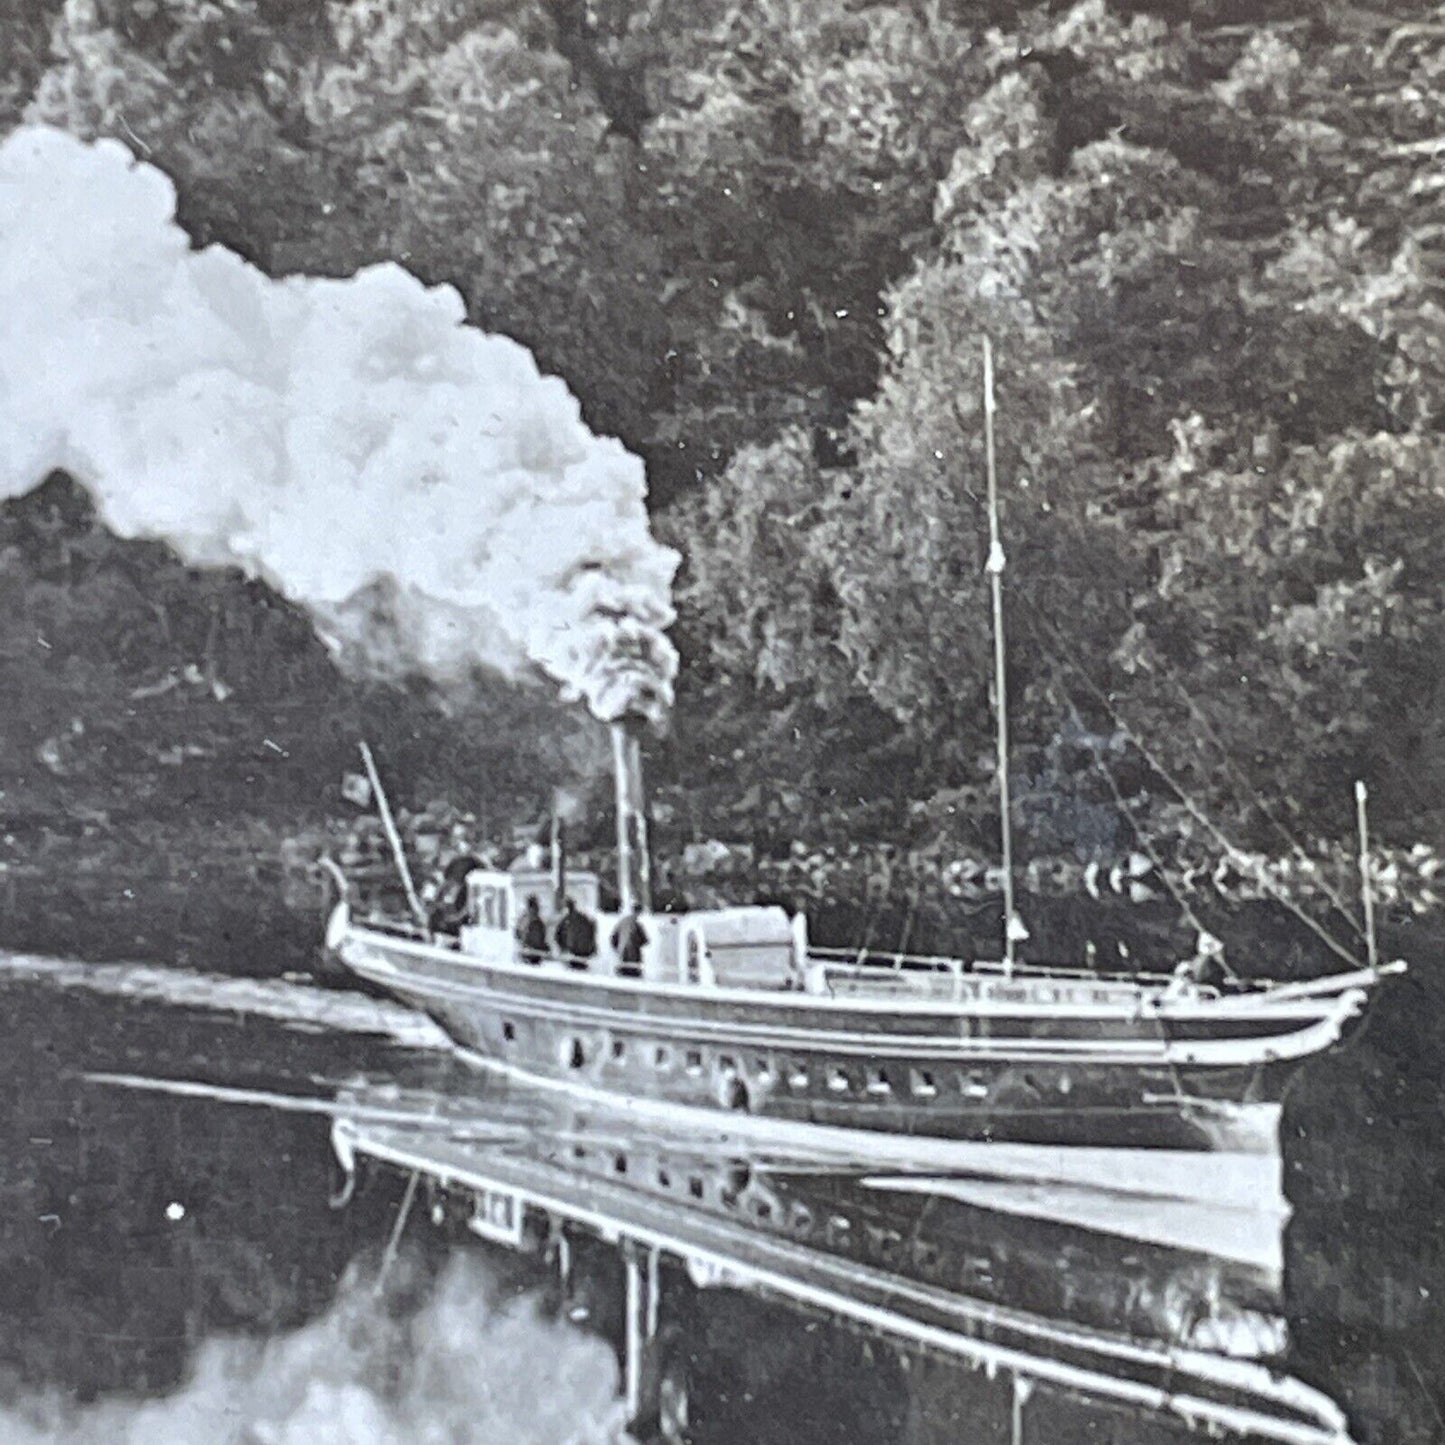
{"left": 326, "top": 723, "right": 1398, "bottom": 1162}
{"left": 327, "top": 344, "right": 1401, "bottom": 1163}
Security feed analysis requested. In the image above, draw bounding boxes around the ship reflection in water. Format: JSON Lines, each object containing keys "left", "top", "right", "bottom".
{"left": 330, "top": 1068, "right": 1349, "bottom": 1445}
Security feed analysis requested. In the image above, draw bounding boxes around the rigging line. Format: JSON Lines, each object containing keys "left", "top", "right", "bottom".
{"left": 1021, "top": 607, "right": 1362, "bottom": 970}
{"left": 1161, "top": 672, "right": 1366, "bottom": 941}
{"left": 1053, "top": 689, "right": 1219, "bottom": 958}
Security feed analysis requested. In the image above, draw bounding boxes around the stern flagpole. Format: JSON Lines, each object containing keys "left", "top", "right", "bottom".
{"left": 1355, "top": 779, "right": 1379, "bottom": 972}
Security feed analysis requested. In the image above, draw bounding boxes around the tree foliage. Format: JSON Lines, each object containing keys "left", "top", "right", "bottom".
{"left": 4, "top": 0, "right": 1445, "bottom": 853}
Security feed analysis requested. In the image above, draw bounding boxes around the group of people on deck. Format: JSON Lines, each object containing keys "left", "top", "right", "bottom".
{"left": 515, "top": 894, "right": 648, "bottom": 977}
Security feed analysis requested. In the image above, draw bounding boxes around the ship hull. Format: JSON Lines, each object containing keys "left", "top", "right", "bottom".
{"left": 338, "top": 924, "right": 1369, "bottom": 1157}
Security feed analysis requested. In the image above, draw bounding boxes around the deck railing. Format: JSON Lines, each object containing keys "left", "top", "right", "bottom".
{"left": 807, "top": 945, "right": 1183, "bottom": 988}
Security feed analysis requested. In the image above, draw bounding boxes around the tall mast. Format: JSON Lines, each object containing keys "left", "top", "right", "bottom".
{"left": 982, "top": 338, "right": 1018, "bottom": 972}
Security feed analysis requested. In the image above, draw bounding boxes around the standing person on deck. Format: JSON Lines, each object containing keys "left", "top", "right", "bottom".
{"left": 611, "top": 912, "right": 649, "bottom": 978}
{"left": 516, "top": 894, "right": 548, "bottom": 964}
{"left": 555, "top": 896, "right": 597, "bottom": 969}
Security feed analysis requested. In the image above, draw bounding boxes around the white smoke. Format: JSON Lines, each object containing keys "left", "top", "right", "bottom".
{"left": 0, "top": 1251, "right": 628, "bottom": 1445}
{"left": 0, "top": 126, "right": 678, "bottom": 725}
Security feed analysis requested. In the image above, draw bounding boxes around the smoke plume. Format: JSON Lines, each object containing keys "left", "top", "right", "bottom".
{"left": 0, "top": 126, "right": 678, "bottom": 726}
{"left": 0, "top": 1251, "right": 627, "bottom": 1445}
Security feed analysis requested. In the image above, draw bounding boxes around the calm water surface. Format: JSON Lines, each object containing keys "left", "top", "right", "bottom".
{"left": 0, "top": 955, "right": 1439, "bottom": 1444}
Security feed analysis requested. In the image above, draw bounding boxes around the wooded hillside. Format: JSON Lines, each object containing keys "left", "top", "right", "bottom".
{"left": 3, "top": 0, "right": 1444, "bottom": 871}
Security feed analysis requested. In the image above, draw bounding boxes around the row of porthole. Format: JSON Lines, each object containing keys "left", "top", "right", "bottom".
{"left": 512, "top": 1025, "right": 1058, "bottom": 1105}
{"left": 566, "top": 1138, "right": 983, "bottom": 1293}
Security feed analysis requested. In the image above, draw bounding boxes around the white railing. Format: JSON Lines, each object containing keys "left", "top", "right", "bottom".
{"left": 808, "top": 945, "right": 1181, "bottom": 988}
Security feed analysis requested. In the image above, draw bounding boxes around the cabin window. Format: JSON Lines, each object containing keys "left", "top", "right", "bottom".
{"left": 565, "top": 1037, "right": 585, "bottom": 1070}
{"left": 688, "top": 1176, "right": 705, "bottom": 1201}
{"left": 502, "top": 1021, "right": 516, "bottom": 1043}
{"left": 572, "top": 1144, "right": 587, "bottom": 1161}
{"left": 654, "top": 1045, "right": 671, "bottom": 1069}
{"left": 751, "top": 1198, "right": 774, "bottom": 1223}
{"left": 909, "top": 1068, "right": 937, "bottom": 1099}
{"left": 788, "top": 1064, "right": 809, "bottom": 1090}
{"left": 752, "top": 1056, "right": 772, "bottom": 1079}
{"left": 790, "top": 1202, "right": 814, "bottom": 1236}
{"left": 866, "top": 1067, "right": 891, "bottom": 1096}
{"left": 613, "top": 1155, "right": 628, "bottom": 1176}
{"left": 826, "top": 1215, "right": 853, "bottom": 1249}
{"left": 685, "top": 1049, "right": 703, "bottom": 1075}
{"left": 962, "top": 1072, "right": 989, "bottom": 1100}
{"left": 657, "top": 1167, "right": 672, "bottom": 1189}
{"left": 827, "top": 1066, "right": 851, "bottom": 1094}
{"left": 474, "top": 885, "right": 509, "bottom": 931}
{"left": 611, "top": 1037, "right": 626, "bottom": 1062}
{"left": 718, "top": 1054, "right": 737, "bottom": 1074}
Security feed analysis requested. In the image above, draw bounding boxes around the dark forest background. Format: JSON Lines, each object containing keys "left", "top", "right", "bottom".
{"left": 1, "top": 0, "right": 1444, "bottom": 964}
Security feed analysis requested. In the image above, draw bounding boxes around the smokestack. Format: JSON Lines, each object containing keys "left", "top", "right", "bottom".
{"left": 610, "top": 718, "right": 652, "bottom": 915}
{"left": 550, "top": 811, "right": 566, "bottom": 909}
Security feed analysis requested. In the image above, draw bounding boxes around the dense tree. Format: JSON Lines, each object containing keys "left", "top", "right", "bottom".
{"left": 4, "top": 0, "right": 1445, "bottom": 853}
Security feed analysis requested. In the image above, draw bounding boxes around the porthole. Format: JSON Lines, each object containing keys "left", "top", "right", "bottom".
{"left": 502, "top": 1021, "right": 516, "bottom": 1043}
{"left": 721, "top": 1163, "right": 752, "bottom": 1207}
{"left": 868, "top": 1225, "right": 904, "bottom": 1264}
{"left": 613, "top": 1154, "right": 628, "bottom": 1176}
{"left": 914, "top": 1240, "right": 944, "bottom": 1277}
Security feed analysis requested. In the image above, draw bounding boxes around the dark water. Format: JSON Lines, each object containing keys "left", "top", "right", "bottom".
{"left": 0, "top": 958, "right": 1441, "bottom": 1445}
